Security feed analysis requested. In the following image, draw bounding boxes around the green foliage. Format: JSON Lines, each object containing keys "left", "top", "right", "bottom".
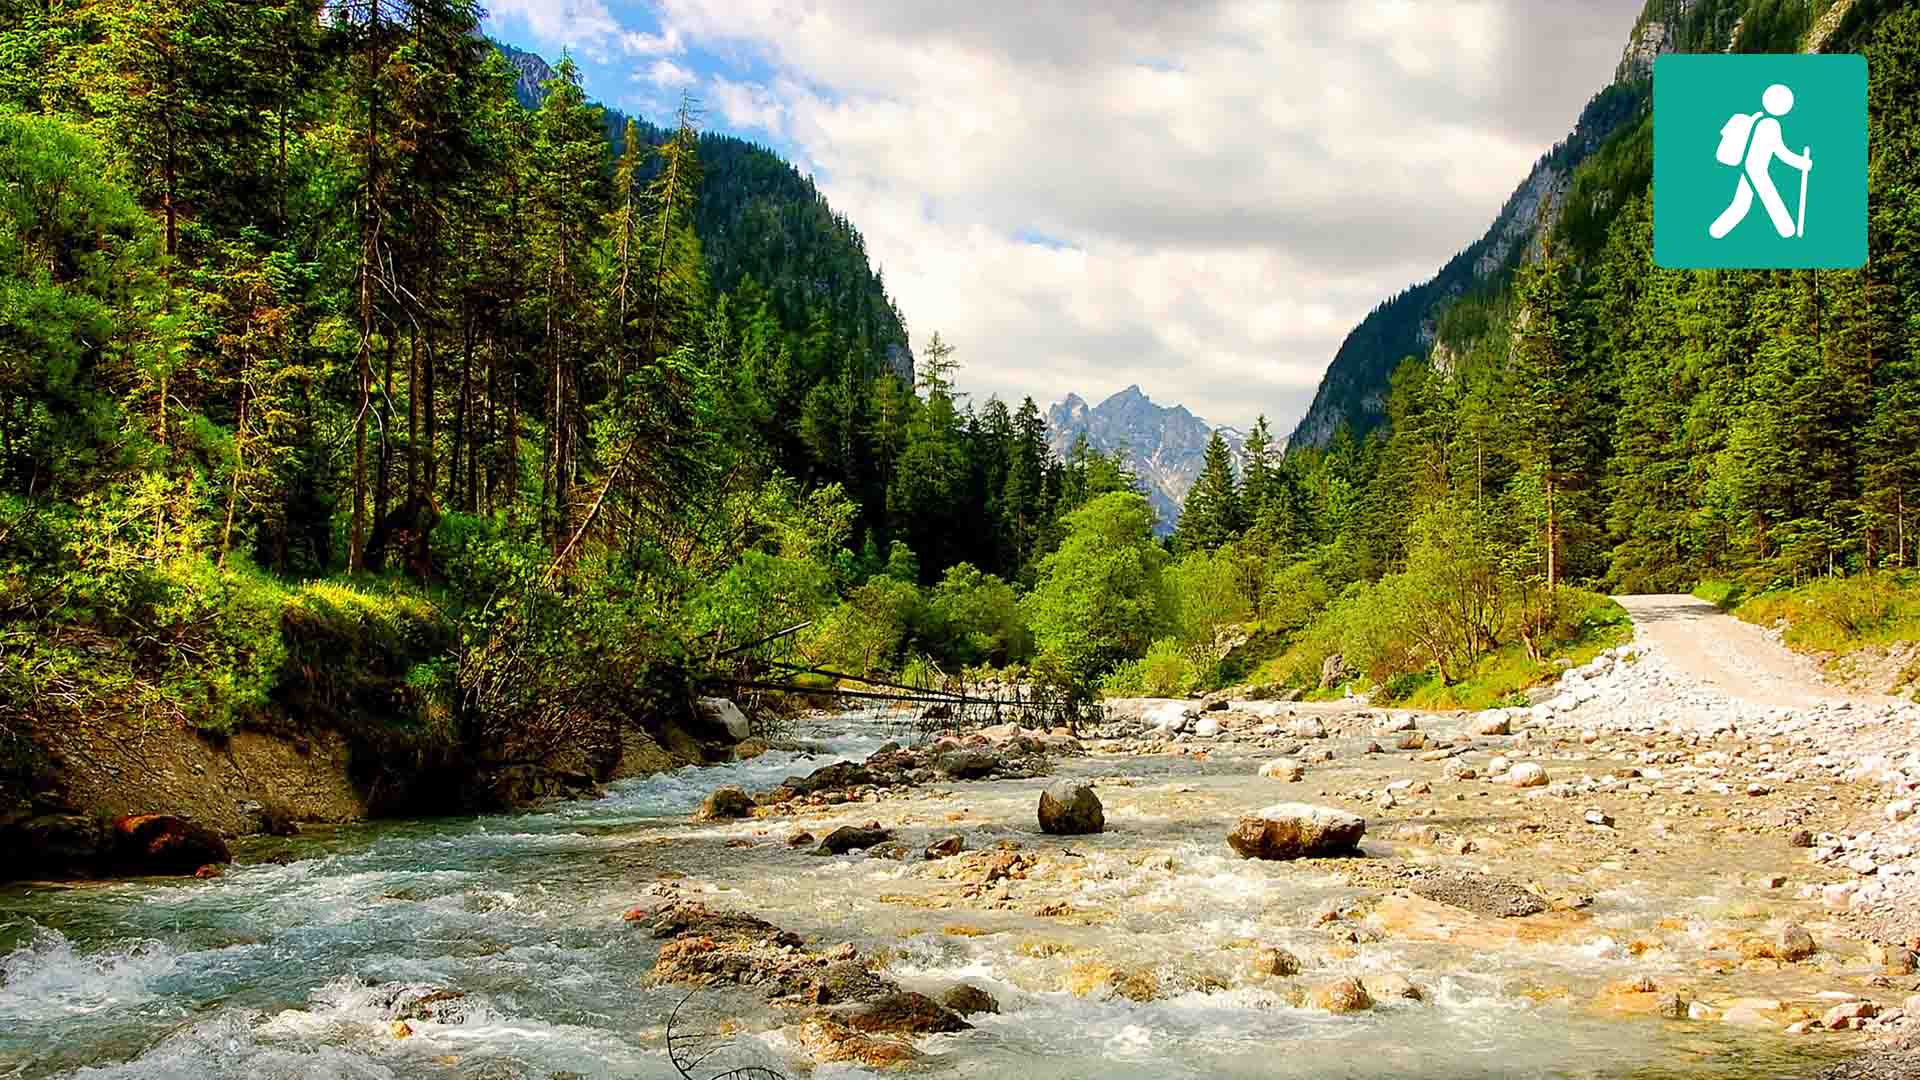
{"left": 1102, "top": 637, "right": 1195, "bottom": 698}
{"left": 1166, "top": 547, "right": 1252, "bottom": 650}
{"left": 1262, "top": 560, "right": 1333, "bottom": 634}
{"left": 922, "top": 563, "right": 1032, "bottom": 668}
{"left": 1733, "top": 572, "right": 1920, "bottom": 653}
{"left": 1025, "top": 492, "right": 1172, "bottom": 686}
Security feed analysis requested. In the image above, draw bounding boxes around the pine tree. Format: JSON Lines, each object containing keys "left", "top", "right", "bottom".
{"left": 1176, "top": 430, "right": 1243, "bottom": 552}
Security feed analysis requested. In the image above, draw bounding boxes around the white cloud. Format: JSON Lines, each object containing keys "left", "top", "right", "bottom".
{"left": 635, "top": 1, "right": 1636, "bottom": 428}
{"left": 489, "top": 0, "right": 683, "bottom": 62}
{"left": 641, "top": 58, "right": 695, "bottom": 87}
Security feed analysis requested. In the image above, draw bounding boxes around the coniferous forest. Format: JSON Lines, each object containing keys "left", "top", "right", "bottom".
{"left": 3, "top": 0, "right": 1920, "bottom": 809}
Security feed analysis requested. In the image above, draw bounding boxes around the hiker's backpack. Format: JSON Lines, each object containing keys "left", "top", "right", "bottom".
{"left": 1716, "top": 111, "right": 1764, "bottom": 166}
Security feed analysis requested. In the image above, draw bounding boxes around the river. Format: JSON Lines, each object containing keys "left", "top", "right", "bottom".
{"left": 0, "top": 708, "right": 1854, "bottom": 1079}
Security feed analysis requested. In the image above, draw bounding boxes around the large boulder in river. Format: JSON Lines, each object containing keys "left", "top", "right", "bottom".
{"left": 1037, "top": 780, "right": 1104, "bottom": 835}
{"left": 111, "top": 814, "right": 230, "bottom": 875}
{"left": 1226, "top": 803, "right": 1365, "bottom": 861}
{"left": 1258, "top": 758, "right": 1306, "bottom": 782}
{"left": 693, "top": 697, "right": 752, "bottom": 743}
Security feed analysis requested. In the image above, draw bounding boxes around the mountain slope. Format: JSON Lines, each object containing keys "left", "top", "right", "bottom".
{"left": 1288, "top": 0, "right": 1898, "bottom": 450}
{"left": 1046, "top": 386, "right": 1245, "bottom": 533}
{"left": 1287, "top": 81, "right": 1644, "bottom": 448}
{"left": 494, "top": 41, "right": 912, "bottom": 384}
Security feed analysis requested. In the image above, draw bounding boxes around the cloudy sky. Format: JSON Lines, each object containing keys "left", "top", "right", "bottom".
{"left": 481, "top": 1, "right": 1639, "bottom": 431}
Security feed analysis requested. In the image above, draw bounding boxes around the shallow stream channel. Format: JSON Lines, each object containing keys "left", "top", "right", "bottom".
{"left": 0, "top": 707, "right": 1862, "bottom": 1079}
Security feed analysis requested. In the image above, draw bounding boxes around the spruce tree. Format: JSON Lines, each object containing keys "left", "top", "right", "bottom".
{"left": 1176, "top": 430, "right": 1243, "bottom": 552}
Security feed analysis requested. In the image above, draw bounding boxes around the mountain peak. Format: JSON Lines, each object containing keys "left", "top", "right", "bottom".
{"left": 1046, "top": 388, "right": 1245, "bottom": 535}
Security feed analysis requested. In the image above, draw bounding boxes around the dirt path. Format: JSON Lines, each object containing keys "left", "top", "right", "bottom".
{"left": 1614, "top": 593, "right": 1898, "bottom": 710}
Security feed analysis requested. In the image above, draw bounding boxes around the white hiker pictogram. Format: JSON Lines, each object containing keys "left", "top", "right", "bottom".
{"left": 1709, "top": 83, "right": 1813, "bottom": 240}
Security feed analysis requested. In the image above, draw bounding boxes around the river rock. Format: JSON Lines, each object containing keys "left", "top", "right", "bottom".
{"left": 1395, "top": 731, "right": 1426, "bottom": 751}
{"left": 1226, "top": 804, "right": 1366, "bottom": 860}
{"left": 694, "top": 697, "right": 752, "bottom": 743}
{"left": 836, "top": 991, "right": 972, "bottom": 1036}
{"left": 793, "top": 1018, "right": 920, "bottom": 1068}
{"left": 1314, "top": 976, "right": 1374, "bottom": 1013}
{"left": 698, "top": 786, "right": 754, "bottom": 820}
{"left": 1259, "top": 758, "right": 1306, "bottom": 781}
{"left": 1292, "top": 717, "right": 1327, "bottom": 740}
{"left": 111, "top": 814, "right": 231, "bottom": 875}
{"left": 1506, "top": 763, "right": 1548, "bottom": 788}
{"left": 1147, "top": 702, "right": 1194, "bottom": 732}
{"left": 1368, "top": 974, "right": 1424, "bottom": 1002}
{"left": 935, "top": 749, "right": 1000, "bottom": 780}
{"left": 812, "top": 823, "right": 892, "bottom": 856}
{"left": 1247, "top": 947, "right": 1301, "bottom": 977}
{"left": 924, "top": 834, "right": 966, "bottom": 859}
{"left": 941, "top": 984, "right": 1000, "bottom": 1016}
{"left": 1193, "top": 716, "right": 1221, "bottom": 739}
{"left": 1375, "top": 715, "right": 1417, "bottom": 735}
{"left": 1473, "top": 710, "right": 1511, "bottom": 736}
{"left": 1776, "top": 925, "right": 1818, "bottom": 962}
{"left": 1038, "top": 781, "right": 1104, "bottom": 835}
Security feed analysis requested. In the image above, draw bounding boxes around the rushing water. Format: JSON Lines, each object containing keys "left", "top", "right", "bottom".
{"left": 0, "top": 711, "right": 1851, "bottom": 1080}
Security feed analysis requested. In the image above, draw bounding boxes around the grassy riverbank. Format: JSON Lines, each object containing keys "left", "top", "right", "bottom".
{"left": 1696, "top": 573, "right": 1920, "bottom": 698}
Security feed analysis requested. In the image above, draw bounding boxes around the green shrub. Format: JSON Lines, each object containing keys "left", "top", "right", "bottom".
{"left": 1262, "top": 560, "right": 1332, "bottom": 634}
{"left": 1102, "top": 637, "right": 1194, "bottom": 697}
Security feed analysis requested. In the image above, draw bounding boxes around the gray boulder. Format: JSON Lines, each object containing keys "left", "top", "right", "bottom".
{"left": 1037, "top": 780, "right": 1104, "bottom": 835}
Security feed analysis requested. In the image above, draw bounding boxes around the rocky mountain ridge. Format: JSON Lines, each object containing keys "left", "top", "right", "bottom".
{"left": 1046, "top": 386, "right": 1246, "bottom": 533}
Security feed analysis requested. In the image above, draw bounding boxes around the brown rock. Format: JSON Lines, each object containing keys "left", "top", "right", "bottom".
{"left": 697, "top": 786, "right": 754, "bottom": 820}
{"left": 1775, "top": 925, "right": 1817, "bottom": 962}
{"left": 924, "top": 834, "right": 965, "bottom": 859}
{"left": 794, "top": 1017, "right": 920, "bottom": 1068}
{"left": 836, "top": 991, "right": 972, "bottom": 1036}
{"left": 1226, "top": 804, "right": 1365, "bottom": 860}
{"left": 1314, "top": 977, "right": 1374, "bottom": 1013}
{"left": 1037, "top": 781, "right": 1104, "bottom": 835}
{"left": 813, "top": 823, "right": 892, "bottom": 856}
{"left": 111, "top": 815, "right": 231, "bottom": 875}
{"left": 1248, "top": 947, "right": 1301, "bottom": 977}
{"left": 940, "top": 984, "right": 1000, "bottom": 1017}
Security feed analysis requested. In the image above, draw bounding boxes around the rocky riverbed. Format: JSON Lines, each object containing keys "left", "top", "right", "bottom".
{"left": 6, "top": 620, "right": 1920, "bottom": 1078}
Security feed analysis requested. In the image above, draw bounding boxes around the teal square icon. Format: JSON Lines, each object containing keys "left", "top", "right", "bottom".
{"left": 1654, "top": 54, "right": 1866, "bottom": 269}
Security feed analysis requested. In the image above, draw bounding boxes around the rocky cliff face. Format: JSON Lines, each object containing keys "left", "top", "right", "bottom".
{"left": 1286, "top": 15, "right": 1651, "bottom": 449}
{"left": 1046, "top": 386, "right": 1245, "bottom": 533}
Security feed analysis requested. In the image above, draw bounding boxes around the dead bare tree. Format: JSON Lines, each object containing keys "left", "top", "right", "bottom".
{"left": 665, "top": 992, "right": 788, "bottom": 1080}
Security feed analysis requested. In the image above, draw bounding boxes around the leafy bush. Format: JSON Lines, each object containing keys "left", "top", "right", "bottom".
{"left": 1102, "top": 637, "right": 1194, "bottom": 697}
{"left": 1262, "top": 560, "right": 1332, "bottom": 634}
{"left": 922, "top": 562, "right": 1031, "bottom": 668}
{"left": 1025, "top": 492, "right": 1173, "bottom": 686}
{"left": 1167, "top": 548, "right": 1252, "bottom": 650}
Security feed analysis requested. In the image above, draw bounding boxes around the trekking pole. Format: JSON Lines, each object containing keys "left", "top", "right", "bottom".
{"left": 1796, "top": 146, "right": 1811, "bottom": 238}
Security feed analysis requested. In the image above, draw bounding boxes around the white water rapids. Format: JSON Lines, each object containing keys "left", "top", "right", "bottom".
{"left": 0, "top": 709, "right": 1847, "bottom": 1079}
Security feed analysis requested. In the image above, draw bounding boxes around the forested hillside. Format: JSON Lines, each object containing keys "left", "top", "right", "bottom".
{"left": 1288, "top": 81, "right": 1647, "bottom": 448}
{"left": 0, "top": 0, "right": 1152, "bottom": 820}
{"left": 5, "top": 0, "right": 1918, "bottom": 837}
{"left": 1199, "top": 0, "right": 1920, "bottom": 707}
